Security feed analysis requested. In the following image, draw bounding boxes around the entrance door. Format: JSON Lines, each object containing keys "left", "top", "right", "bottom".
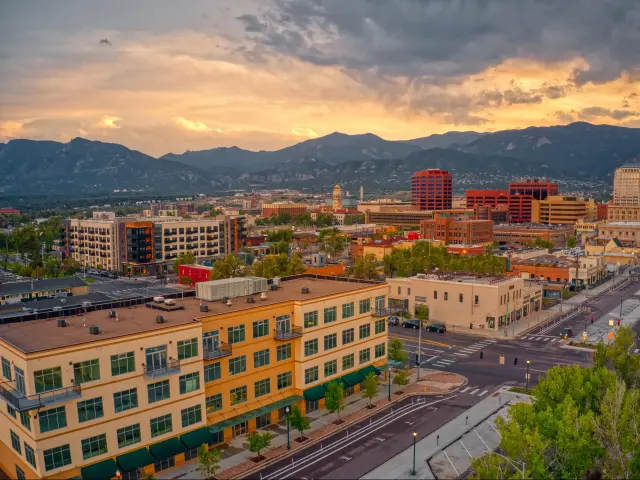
{"left": 233, "top": 421, "right": 248, "bottom": 437}
{"left": 145, "top": 346, "right": 167, "bottom": 373}
{"left": 203, "top": 331, "right": 220, "bottom": 353}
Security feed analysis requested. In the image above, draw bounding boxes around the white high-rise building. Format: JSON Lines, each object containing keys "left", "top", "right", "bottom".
{"left": 613, "top": 163, "right": 640, "bottom": 206}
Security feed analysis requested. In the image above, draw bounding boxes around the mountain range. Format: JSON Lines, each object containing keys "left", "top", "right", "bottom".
{"left": 1, "top": 123, "right": 639, "bottom": 195}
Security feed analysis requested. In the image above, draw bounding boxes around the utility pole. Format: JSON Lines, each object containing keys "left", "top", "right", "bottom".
{"left": 417, "top": 316, "right": 423, "bottom": 380}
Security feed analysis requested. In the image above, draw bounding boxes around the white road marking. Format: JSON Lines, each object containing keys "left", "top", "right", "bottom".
{"left": 470, "top": 389, "right": 480, "bottom": 395}
{"left": 461, "top": 349, "right": 475, "bottom": 353}
{"left": 340, "top": 455, "right": 352, "bottom": 461}
{"left": 460, "top": 387, "right": 471, "bottom": 393}
{"left": 433, "top": 363, "right": 448, "bottom": 367}
{"left": 453, "top": 353, "right": 468, "bottom": 357}
{"left": 478, "top": 390, "right": 488, "bottom": 397}
{"left": 425, "top": 356, "right": 438, "bottom": 362}
{"left": 543, "top": 338, "right": 550, "bottom": 342}
{"left": 439, "top": 359, "right": 455, "bottom": 364}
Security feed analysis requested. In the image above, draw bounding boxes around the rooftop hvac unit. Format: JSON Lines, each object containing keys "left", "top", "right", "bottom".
{"left": 273, "top": 277, "right": 281, "bottom": 288}
{"left": 156, "top": 315, "right": 166, "bottom": 323}
{"left": 109, "top": 310, "right": 117, "bottom": 318}
{"left": 153, "top": 296, "right": 165, "bottom": 303}
{"left": 57, "top": 319, "right": 66, "bottom": 327}
{"left": 270, "top": 284, "right": 278, "bottom": 291}
{"left": 164, "top": 299, "right": 175, "bottom": 306}
{"left": 222, "top": 296, "right": 229, "bottom": 303}
{"left": 82, "top": 301, "right": 92, "bottom": 308}
{"left": 301, "top": 287, "right": 309, "bottom": 294}
{"left": 89, "top": 325, "right": 100, "bottom": 335}
{"left": 247, "top": 297, "right": 255, "bottom": 303}
{"left": 200, "top": 304, "right": 209, "bottom": 312}
{"left": 260, "top": 292, "right": 267, "bottom": 300}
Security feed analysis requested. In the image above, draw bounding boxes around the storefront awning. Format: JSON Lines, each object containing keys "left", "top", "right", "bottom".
{"left": 149, "top": 437, "right": 186, "bottom": 461}
{"left": 341, "top": 371, "right": 365, "bottom": 387}
{"left": 81, "top": 458, "right": 117, "bottom": 480}
{"left": 303, "top": 384, "right": 326, "bottom": 402}
{"left": 323, "top": 378, "right": 347, "bottom": 391}
{"left": 180, "top": 427, "right": 213, "bottom": 450}
{"left": 116, "top": 448, "right": 155, "bottom": 472}
{"left": 209, "top": 396, "right": 302, "bottom": 433}
{"left": 359, "top": 365, "right": 381, "bottom": 378}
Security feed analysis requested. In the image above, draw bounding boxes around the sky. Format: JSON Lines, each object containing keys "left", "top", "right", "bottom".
{"left": 0, "top": 0, "right": 639, "bottom": 157}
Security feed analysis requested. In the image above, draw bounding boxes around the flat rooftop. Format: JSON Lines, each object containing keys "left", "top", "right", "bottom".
{"left": 0, "top": 276, "right": 380, "bottom": 354}
{"left": 605, "top": 222, "right": 640, "bottom": 227}
{"left": 399, "top": 273, "right": 516, "bottom": 285}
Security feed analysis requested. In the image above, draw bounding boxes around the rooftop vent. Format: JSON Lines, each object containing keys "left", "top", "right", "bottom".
{"left": 57, "top": 319, "right": 66, "bottom": 328}
{"left": 301, "top": 287, "right": 310, "bottom": 294}
{"left": 222, "top": 296, "right": 229, "bottom": 303}
{"left": 153, "top": 296, "right": 165, "bottom": 303}
{"left": 260, "top": 292, "right": 267, "bottom": 301}
{"left": 156, "top": 315, "right": 166, "bottom": 324}
{"left": 108, "top": 310, "right": 117, "bottom": 318}
{"left": 247, "top": 297, "right": 255, "bottom": 303}
{"left": 200, "top": 304, "right": 209, "bottom": 312}
{"left": 270, "top": 284, "right": 278, "bottom": 291}
{"left": 226, "top": 299, "right": 232, "bottom": 306}
{"left": 89, "top": 325, "right": 100, "bottom": 335}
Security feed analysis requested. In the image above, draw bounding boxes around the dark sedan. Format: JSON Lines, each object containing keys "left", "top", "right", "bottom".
{"left": 401, "top": 319, "right": 421, "bottom": 329}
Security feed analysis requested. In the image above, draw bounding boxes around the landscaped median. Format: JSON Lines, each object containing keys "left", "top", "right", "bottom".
{"left": 216, "top": 369, "right": 466, "bottom": 480}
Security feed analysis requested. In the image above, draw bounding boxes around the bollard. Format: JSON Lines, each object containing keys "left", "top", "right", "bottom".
{"left": 437, "top": 434, "right": 439, "bottom": 446}
{"left": 466, "top": 415, "right": 468, "bottom": 425}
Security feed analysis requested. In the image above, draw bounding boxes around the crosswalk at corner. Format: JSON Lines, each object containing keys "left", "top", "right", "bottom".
{"left": 457, "top": 386, "right": 490, "bottom": 397}
{"left": 519, "top": 335, "right": 565, "bottom": 344}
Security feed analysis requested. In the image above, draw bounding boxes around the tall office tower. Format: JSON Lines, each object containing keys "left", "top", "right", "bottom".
{"left": 411, "top": 169, "right": 453, "bottom": 211}
{"left": 508, "top": 178, "right": 559, "bottom": 222}
{"left": 613, "top": 163, "right": 640, "bottom": 206}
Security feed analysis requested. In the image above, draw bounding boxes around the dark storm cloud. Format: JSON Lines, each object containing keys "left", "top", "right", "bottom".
{"left": 240, "top": 0, "right": 640, "bottom": 86}
{"left": 236, "top": 14, "right": 267, "bottom": 33}
{"left": 578, "top": 107, "right": 639, "bottom": 121}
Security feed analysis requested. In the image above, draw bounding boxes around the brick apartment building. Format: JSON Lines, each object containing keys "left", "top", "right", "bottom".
{"left": 420, "top": 215, "right": 493, "bottom": 245}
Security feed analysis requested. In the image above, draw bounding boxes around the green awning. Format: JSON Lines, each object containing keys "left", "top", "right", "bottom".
{"left": 209, "top": 396, "right": 303, "bottom": 433}
{"left": 324, "top": 378, "right": 346, "bottom": 391}
{"left": 81, "top": 458, "right": 117, "bottom": 480}
{"left": 359, "top": 365, "right": 381, "bottom": 378}
{"left": 210, "top": 418, "right": 235, "bottom": 434}
{"left": 341, "top": 371, "right": 365, "bottom": 387}
{"left": 116, "top": 448, "right": 155, "bottom": 472}
{"left": 149, "top": 437, "right": 186, "bottom": 461}
{"left": 181, "top": 427, "right": 213, "bottom": 450}
{"left": 303, "top": 384, "right": 326, "bottom": 402}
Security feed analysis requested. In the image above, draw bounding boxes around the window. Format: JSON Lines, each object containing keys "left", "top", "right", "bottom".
{"left": 227, "top": 325, "right": 245, "bottom": 344}
{"left": 277, "top": 371, "right": 292, "bottom": 390}
{"left": 1, "top": 356, "right": 10, "bottom": 380}
{"left": 81, "top": 433, "right": 107, "bottom": 459}
{"left": 39, "top": 407, "right": 67, "bottom": 433}
{"left": 148, "top": 380, "right": 170, "bottom": 404}
{"left": 359, "top": 298, "right": 371, "bottom": 314}
{"left": 475, "top": 295, "right": 479, "bottom": 305}
{"left": 20, "top": 411, "right": 31, "bottom": 430}
{"left": 342, "top": 328, "right": 355, "bottom": 345}
{"left": 150, "top": 413, "right": 173, "bottom": 438}
{"left": 459, "top": 293, "right": 463, "bottom": 302}
{"left": 179, "top": 372, "right": 201, "bottom": 394}
{"left": 73, "top": 359, "right": 100, "bottom": 384}
{"left": 304, "top": 366, "right": 319, "bottom": 385}
{"left": 304, "top": 339, "right": 318, "bottom": 357}
{"left": 415, "top": 296, "right": 427, "bottom": 304}
{"left": 324, "top": 306, "right": 337, "bottom": 323}
{"left": 230, "top": 386, "right": 247, "bottom": 405}
{"left": 154, "top": 457, "right": 175, "bottom": 473}
{"left": 342, "top": 353, "right": 355, "bottom": 370}
{"left": 375, "top": 319, "right": 386, "bottom": 334}
{"left": 228, "top": 356, "right": 246, "bottom": 376}
{"left": 324, "top": 359, "right": 337, "bottom": 377}
{"left": 34, "top": 367, "right": 62, "bottom": 393}
{"left": 206, "top": 393, "right": 222, "bottom": 413}
{"left": 324, "top": 333, "right": 337, "bottom": 350}
{"left": 24, "top": 443, "right": 36, "bottom": 468}
{"left": 305, "top": 399, "right": 319, "bottom": 413}
{"left": 110, "top": 352, "right": 135, "bottom": 376}
{"left": 397, "top": 287, "right": 401, "bottom": 295}
{"left": 408, "top": 288, "right": 411, "bottom": 295}
{"left": 7, "top": 404, "right": 16, "bottom": 418}
{"left": 177, "top": 338, "right": 198, "bottom": 360}
{"left": 444, "top": 292, "right": 448, "bottom": 301}
{"left": 114, "top": 388, "right": 138, "bottom": 413}
{"left": 375, "top": 295, "right": 385, "bottom": 313}
{"left": 375, "top": 343, "right": 386, "bottom": 358}
{"left": 254, "top": 378, "right": 271, "bottom": 398}
{"left": 253, "top": 319, "right": 269, "bottom": 338}
{"left": 204, "top": 362, "right": 221, "bottom": 382}
{"left": 77, "top": 397, "right": 104, "bottom": 423}
{"left": 434, "top": 290, "right": 438, "bottom": 300}
{"left": 16, "top": 466, "right": 25, "bottom": 480}
{"left": 277, "top": 343, "right": 292, "bottom": 361}
{"left": 117, "top": 424, "right": 141, "bottom": 448}
{"left": 254, "top": 349, "right": 270, "bottom": 368}
{"left": 10, "top": 430, "right": 21, "bottom": 454}
{"left": 342, "top": 302, "right": 354, "bottom": 318}
{"left": 359, "top": 323, "right": 371, "bottom": 339}
{"left": 304, "top": 311, "right": 318, "bottom": 328}
{"left": 359, "top": 348, "right": 371, "bottom": 364}
{"left": 44, "top": 445, "right": 71, "bottom": 471}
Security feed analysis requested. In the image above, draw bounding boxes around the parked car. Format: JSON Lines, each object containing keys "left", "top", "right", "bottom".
{"left": 560, "top": 327, "right": 573, "bottom": 339}
{"left": 388, "top": 316, "right": 400, "bottom": 326}
{"left": 87, "top": 268, "right": 99, "bottom": 275}
{"left": 427, "top": 323, "right": 447, "bottom": 333}
{"left": 401, "top": 319, "right": 421, "bottom": 329}
{"left": 99, "top": 270, "right": 110, "bottom": 277}
{"left": 108, "top": 271, "right": 118, "bottom": 279}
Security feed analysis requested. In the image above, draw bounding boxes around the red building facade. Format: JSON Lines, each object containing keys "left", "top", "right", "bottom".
{"left": 411, "top": 169, "right": 452, "bottom": 211}
{"left": 508, "top": 179, "right": 558, "bottom": 222}
{"left": 466, "top": 190, "right": 510, "bottom": 209}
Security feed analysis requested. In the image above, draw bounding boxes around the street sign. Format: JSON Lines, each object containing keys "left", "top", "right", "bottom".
{"left": 608, "top": 332, "right": 615, "bottom": 339}
{"left": 609, "top": 319, "right": 614, "bottom": 327}
{"left": 583, "top": 331, "right": 587, "bottom": 340}
{"left": 499, "top": 355, "right": 505, "bottom": 365}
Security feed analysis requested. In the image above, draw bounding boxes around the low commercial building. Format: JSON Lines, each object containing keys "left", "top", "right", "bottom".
{"left": 597, "top": 221, "right": 640, "bottom": 247}
{"left": 261, "top": 203, "right": 308, "bottom": 218}
{"left": 387, "top": 274, "right": 542, "bottom": 330}
{"left": 508, "top": 254, "right": 606, "bottom": 290}
{"left": 420, "top": 215, "right": 493, "bottom": 246}
{"left": 357, "top": 200, "right": 413, "bottom": 214}
{"left": 365, "top": 209, "right": 472, "bottom": 228}
{"left": 531, "top": 196, "right": 596, "bottom": 225}
{"left": 0, "top": 275, "right": 388, "bottom": 479}
{"left": 607, "top": 205, "right": 640, "bottom": 222}
{"left": 0, "top": 277, "right": 89, "bottom": 306}
{"left": 492, "top": 224, "right": 573, "bottom": 247}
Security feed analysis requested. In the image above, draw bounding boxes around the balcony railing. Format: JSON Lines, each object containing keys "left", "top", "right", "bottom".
{"left": 0, "top": 382, "right": 81, "bottom": 412}
{"left": 372, "top": 306, "right": 405, "bottom": 317}
{"left": 143, "top": 359, "right": 181, "bottom": 380}
{"left": 274, "top": 326, "right": 303, "bottom": 340}
{"left": 203, "top": 342, "right": 233, "bottom": 360}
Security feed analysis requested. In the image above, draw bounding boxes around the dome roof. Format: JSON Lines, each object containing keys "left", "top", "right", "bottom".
{"left": 334, "top": 185, "right": 341, "bottom": 190}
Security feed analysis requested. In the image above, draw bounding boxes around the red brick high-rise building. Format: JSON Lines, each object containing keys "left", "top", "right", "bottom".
{"left": 466, "top": 190, "right": 510, "bottom": 209}
{"left": 411, "top": 169, "right": 452, "bottom": 211}
{"left": 508, "top": 179, "right": 559, "bottom": 222}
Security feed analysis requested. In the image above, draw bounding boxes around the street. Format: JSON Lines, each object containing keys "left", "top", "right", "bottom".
{"left": 81, "top": 273, "right": 182, "bottom": 300}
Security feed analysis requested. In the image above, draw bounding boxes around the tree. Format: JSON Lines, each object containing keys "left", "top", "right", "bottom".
{"left": 325, "top": 381, "right": 346, "bottom": 423}
{"left": 173, "top": 252, "right": 196, "bottom": 270}
{"left": 247, "top": 431, "right": 273, "bottom": 460}
{"left": 348, "top": 253, "right": 378, "bottom": 280}
{"left": 196, "top": 444, "right": 221, "bottom": 479}
{"left": 567, "top": 236, "right": 578, "bottom": 248}
{"left": 470, "top": 453, "right": 512, "bottom": 480}
{"left": 180, "top": 275, "right": 193, "bottom": 286}
{"left": 388, "top": 338, "right": 409, "bottom": 363}
{"left": 361, "top": 372, "right": 379, "bottom": 408}
{"left": 393, "top": 369, "right": 410, "bottom": 392}
{"left": 594, "top": 326, "right": 640, "bottom": 389}
{"left": 211, "top": 254, "right": 246, "bottom": 280}
{"left": 43, "top": 256, "right": 62, "bottom": 278}
{"left": 322, "top": 232, "right": 348, "bottom": 259}
{"left": 289, "top": 405, "right": 310, "bottom": 441}
{"left": 286, "top": 252, "right": 307, "bottom": 275}
{"left": 415, "top": 304, "right": 429, "bottom": 322}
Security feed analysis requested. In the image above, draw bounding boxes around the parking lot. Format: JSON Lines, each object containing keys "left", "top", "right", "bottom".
{"left": 83, "top": 274, "right": 184, "bottom": 300}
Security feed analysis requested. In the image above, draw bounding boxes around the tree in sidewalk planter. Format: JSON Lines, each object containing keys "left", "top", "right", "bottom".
{"left": 361, "top": 372, "right": 379, "bottom": 408}
{"left": 180, "top": 275, "right": 194, "bottom": 286}
{"left": 393, "top": 369, "right": 410, "bottom": 394}
{"left": 247, "top": 431, "right": 273, "bottom": 461}
{"left": 325, "top": 381, "right": 347, "bottom": 424}
{"left": 289, "top": 405, "right": 310, "bottom": 442}
{"left": 197, "top": 444, "right": 221, "bottom": 479}
{"left": 388, "top": 338, "right": 409, "bottom": 363}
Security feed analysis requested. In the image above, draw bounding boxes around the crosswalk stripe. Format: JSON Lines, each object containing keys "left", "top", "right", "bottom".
{"left": 460, "top": 387, "right": 471, "bottom": 393}
{"left": 470, "top": 389, "right": 480, "bottom": 395}
{"left": 433, "top": 363, "right": 448, "bottom": 367}
{"left": 453, "top": 353, "right": 468, "bottom": 357}
{"left": 426, "top": 356, "right": 438, "bottom": 362}
{"left": 439, "top": 359, "right": 455, "bottom": 364}
{"left": 461, "top": 349, "right": 475, "bottom": 353}
{"left": 478, "top": 390, "right": 488, "bottom": 397}
{"left": 550, "top": 338, "right": 557, "bottom": 343}
{"left": 543, "top": 338, "right": 550, "bottom": 342}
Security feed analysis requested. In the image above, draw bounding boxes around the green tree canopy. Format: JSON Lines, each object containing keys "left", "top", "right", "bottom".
{"left": 348, "top": 253, "right": 378, "bottom": 280}
{"left": 325, "top": 381, "right": 346, "bottom": 421}
{"left": 289, "top": 405, "right": 310, "bottom": 440}
{"left": 211, "top": 254, "right": 246, "bottom": 280}
{"left": 173, "top": 252, "right": 196, "bottom": 271}
{"left": 388, "top": 338, "right": 409, "bottom": 363}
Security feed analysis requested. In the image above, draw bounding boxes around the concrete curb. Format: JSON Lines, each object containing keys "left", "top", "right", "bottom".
{"left": 221, "top": 379, "right": 466, "bottom": 480}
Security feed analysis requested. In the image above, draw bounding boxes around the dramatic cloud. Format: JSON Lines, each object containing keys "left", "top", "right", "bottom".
{"left": 173, "top": 116, "right": 221, "bottom": 133}
{"left": 97, "top": 115, "right": 122, "bottom": 129}
{"left": 291, "top": 126, "right": 318, "bottom": 138}
{"left": 578, "top": 107, "right": 640, "bottom": 121}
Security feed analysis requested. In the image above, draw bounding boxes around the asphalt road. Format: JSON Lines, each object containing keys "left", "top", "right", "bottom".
{"left": 248, "top": 393, "right": 482, "bottom": 480}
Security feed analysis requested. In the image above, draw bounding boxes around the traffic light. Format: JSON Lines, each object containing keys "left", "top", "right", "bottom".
{"left": 480, "top": 351, "right": 484, "bottom": 359}
{"left": 514, "top": 357, "right": 518, "bottom": 365}
{"left": 415, "top": 354, "right": 419, "bottom": 365}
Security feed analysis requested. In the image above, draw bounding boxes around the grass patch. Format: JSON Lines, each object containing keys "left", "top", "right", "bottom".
{"left": 509, "top": 386, "right": 529, "bottom": 394}
{"left": 85, "top": 278, "right": 96, "bottom": 284}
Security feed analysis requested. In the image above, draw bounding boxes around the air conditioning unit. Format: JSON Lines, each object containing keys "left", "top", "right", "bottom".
{"left": 57, "top": 319, "right": 66, "bottom": 327}
{"left": 164, "top": 299, "right": 175, "bottom": 306}
{"left": 222, "top": 296, "right": 229, "bottom": 303}
{"left": 154, "top": 296, "right": 165, "bottom": 303}
{"left": 53, "top": 306, "right": 62, "bottom": 312}
{"left": 156, "top": 315, "right": 166, "bottom": 323}
{"left": 247, "top": 297, "right": 255, "bottom": 303}
{"left": 260, "top": 292, "right": 267, "bottom": 300}
{"left": 89, "top": 325, "right": 100, "bottom": 335}
{"left": 226, "top": 299, "right": 232, "bottom": 306}
{"left": 108, "top": 310, "right": 117, "bottom": 318}
{"left": 82, "top": 301, "right": 92, "bottom": 308}
{"left": 200, "top": 304, "right": 209, "bottom": 312}
{"left": 301, "top": 287, "right": 310, "bottom": 294}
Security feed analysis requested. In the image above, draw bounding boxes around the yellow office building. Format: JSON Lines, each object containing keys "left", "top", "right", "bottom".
{"left": 0, "top": 275, "right": 388, "bottom": 479}
{"left": 531, "top": 195, "right": 596, "bottom": 225}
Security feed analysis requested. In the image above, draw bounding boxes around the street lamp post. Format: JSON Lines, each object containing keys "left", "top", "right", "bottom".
{"left": 412, "top": 432, "right": 417, "bottom": 475}
{"left": 286, "top": 406, "right": 291, "bottom": 450}
{"left": 388, "top": 366, "right": 391, "bottom": 401}
{"left": 525, "top": 360, "right": 531, "bottom": 392}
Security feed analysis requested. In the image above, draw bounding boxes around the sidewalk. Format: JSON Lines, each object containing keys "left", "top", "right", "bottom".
{"left": 156, "top": 370, "right": 465, "bottom": 480}
{"left": 361, "top": 386, "right": 531, "bottom": 480}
